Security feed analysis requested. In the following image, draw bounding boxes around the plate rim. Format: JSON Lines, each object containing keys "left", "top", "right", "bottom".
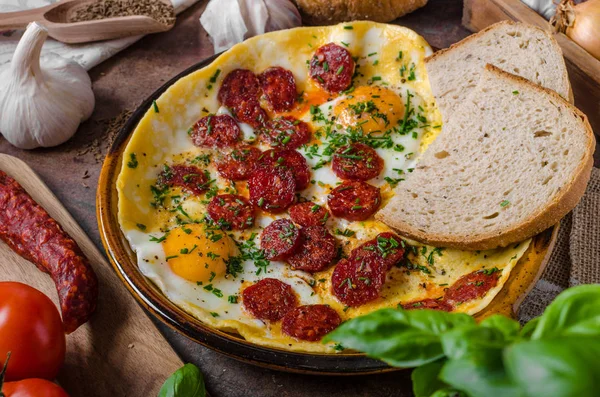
{"left": 96, "top": 54, "right": 558, "bottom": 375}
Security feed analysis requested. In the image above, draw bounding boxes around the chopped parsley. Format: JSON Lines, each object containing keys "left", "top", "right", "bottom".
{"left": 127, "top": 153, "right": 138, "bottom": 169}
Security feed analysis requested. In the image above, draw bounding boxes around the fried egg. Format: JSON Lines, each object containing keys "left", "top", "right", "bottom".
{"left": 117, "top": 22, "right": 531, "bottom": 353}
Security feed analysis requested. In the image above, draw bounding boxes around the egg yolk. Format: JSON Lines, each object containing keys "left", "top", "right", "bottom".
{"left": 334, "top": 86, "right": 405, "bottom": 134}
{"left": 162, "top": 223, "right": 236, "bottom": 283}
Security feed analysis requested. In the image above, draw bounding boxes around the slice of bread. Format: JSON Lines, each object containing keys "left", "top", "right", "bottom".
{"left": 426, "top": 21, "right": 572, "bottom": 123}
{"left": 376, "top": 65, "right": 595, "bottom": 250}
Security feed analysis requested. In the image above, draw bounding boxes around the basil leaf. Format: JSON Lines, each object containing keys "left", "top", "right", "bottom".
{"left": 430, "top": 389, "right": 466, "bottom": 397}
{"left": 518, "top": 317, "right": 539, "bottom": 339}
{"left": 412, "top": 359, "right": 450, "bottom": 397}
{"left": 480, "top": 315, "right": 520, "bottom": 341}
{"left": 440, "top": 347, "right": 521, "bottom": 397}
{"left": 158, "top": 364, "right": 206, "bottom": 397}
{"left": 441, "top": 325, "right": 506, "bottom": 360}
{"left": 323, "top": 308, "right": 474, "bottom": 367}
{"left": 531, "top": 284, "right": 600, "bottom": 340}
{"left": 504, "top": 336, "right": 600, "bottom": 397}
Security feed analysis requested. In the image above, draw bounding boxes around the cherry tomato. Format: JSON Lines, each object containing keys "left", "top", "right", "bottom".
{"left": 2, "top": 378, "right": 69, "bottom": 397}
{"left": 0, "top": 282, "right": 66, "bottom": 381}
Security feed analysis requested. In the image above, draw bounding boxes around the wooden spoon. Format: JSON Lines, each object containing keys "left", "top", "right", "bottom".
{"left": 0, "top": 0, "right": 175, "bottom": 44}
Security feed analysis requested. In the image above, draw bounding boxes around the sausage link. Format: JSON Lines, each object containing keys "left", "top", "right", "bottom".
{"left": 0, "top": 171, "right": 98, "bottom": 333}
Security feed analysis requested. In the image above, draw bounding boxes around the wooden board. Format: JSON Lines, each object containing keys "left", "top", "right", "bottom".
{"left": 0, "top": 154, "right": 183, "bottom": 396}
{"left": 462, "top": 0, "right": 600, "bottom": 135}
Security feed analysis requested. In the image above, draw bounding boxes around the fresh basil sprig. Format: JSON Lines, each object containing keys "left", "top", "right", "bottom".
{"left": 324, "top": 284, "right": 600, "bottom": 397}
{"left": 158, "top": 363, "right": 206, "bottom": 397}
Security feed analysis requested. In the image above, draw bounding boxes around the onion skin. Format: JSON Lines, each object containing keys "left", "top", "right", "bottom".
{"left": 567, "top": 0, "right": 600, "bottom": 60}
{"left": 553, "top": 0, "right": 600, "bottom": 61}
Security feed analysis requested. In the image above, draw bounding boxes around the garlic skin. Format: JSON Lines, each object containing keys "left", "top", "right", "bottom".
{"left": 200, "top": 0, "right": 301, "bottom": 53}
{"left": 0, "top": 23, "right": 95, "bottom": 150}
{"left": 522, "top": 0, "right": 557, "bottom": 20}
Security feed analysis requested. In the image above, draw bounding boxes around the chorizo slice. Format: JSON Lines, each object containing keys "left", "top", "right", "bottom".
{"left": 350, "top": 232, "right": 405, "bottom": 269}
{"left": 0, "top": 171, "right": 98, "bottom": 333}
{"left": 289, "top": 202, "right": 330, "bottom": 227}
{"left": 259, "top": 116, "right": 311, "bottom": 150}
{"left": 281, "top": 304, "right": 341, "bottom": 341}
{"left": 216, "top": 145, "right": 262, "bottom": 181}
{"left": 191, "top": 114, "right": 241, "bottom": 148}
{"left": 218, "top": 69, "right": 261, "bottom": 107}
{"left": 157, "top": 164, "right": 209, "bottom": 196}
{"left": 444, "top": 269, "right": 501, "bottom": 306}
{"left": 332, "top": 143, "right": 383, "bottom": 181}
{"left": 248, "top": 166, "right": 296, "bottom": 213}
{"left": 258, "top": 66, "right": 297, "bottom": 112}
{"left": 309, "top": 43, "right": 355, "bottom": 93}
{"left": 260, "top": 149, "right": 310, "bottom": 191}
{"left": 207, "top": 194, "right": 255, "bottom": 230}
{"left": 260, "top": 219, "right": 302, "bottom": 261}
{"left": 402, "top": 299, "right": 452, "bottom": 312}
{"left": 242, "top": 278, "right": 298, "bottom": 321}
{"left": 287, "top": 226, "right": 337, "bottom": 273}
{"left": 331, "top": 256, "right": 387, "bottom": 307}
{"left": 327, "top": 181, "right": 381, "bottom": 221}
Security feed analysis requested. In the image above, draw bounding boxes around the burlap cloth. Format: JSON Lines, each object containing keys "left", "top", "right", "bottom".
{"left": 519, "top": 167, "right": 600, "bottom": 322}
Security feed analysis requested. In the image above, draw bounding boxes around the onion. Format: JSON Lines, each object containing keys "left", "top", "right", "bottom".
{"left": 551, "top": 0, "right": 600, "bottom": 60}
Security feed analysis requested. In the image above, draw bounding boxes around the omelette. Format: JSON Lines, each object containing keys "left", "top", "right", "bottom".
{"left": 116, "top": 22, "right": 531, "bottom": 353}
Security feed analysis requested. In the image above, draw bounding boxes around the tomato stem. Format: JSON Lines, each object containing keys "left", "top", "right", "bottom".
{"left": 0, "top": 351, "right": 10, "bottom": 397}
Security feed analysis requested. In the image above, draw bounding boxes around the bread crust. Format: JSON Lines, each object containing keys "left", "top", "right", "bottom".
{"left": 294, "top": 0, "right": 428, "bottom": 25}
{"left": 425, "top": 20, "right": 572, "bottom": 102}
{"left": 376, "top": 64, "right": 595, "bottom": 250}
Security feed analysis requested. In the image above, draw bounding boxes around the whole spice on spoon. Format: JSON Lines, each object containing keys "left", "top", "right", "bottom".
{"left": 69, "top": 0, "right": 176, "bottom": 27}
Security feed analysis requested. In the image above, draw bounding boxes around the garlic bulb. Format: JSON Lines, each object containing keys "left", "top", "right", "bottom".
{"left": 521, "top": 0, "right": 557, "bottom": 20}
{"left": 0, "top": 23, "right": 95, "bottom": 150}
{"left": 200, "top": 0, "right": 302, "bottom": 53}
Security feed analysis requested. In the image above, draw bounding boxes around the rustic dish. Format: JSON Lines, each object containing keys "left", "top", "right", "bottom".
{"left": 97, "top": 47, "right": 558, "bottom": 373}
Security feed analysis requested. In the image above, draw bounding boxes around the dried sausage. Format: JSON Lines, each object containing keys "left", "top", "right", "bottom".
{"left": 158, "top": 164, "right": 209, "bottom": 196}
{"left": 350, "top": 232, "right": 405, "bottom": 269}
{"left": 260, "top": 149, "right": 310, "bottom": 191}
{"left": 231, "top": 99, "right": 268, "bottom": 128}
{"left": 444, "top": 269, "right": 501, "bottom": 306}
{"left": 248, "top": 167, "right": 296, "bottom": 213}
{"left": 260, "top": 219, "right": 302, "bottom": 261}
{"left": 260, "top": 116, "right": 311, "bottom": 150}
{"left": 287, "top": 226, "right": 336, "bottom": 273}
{"left": 281, "top": 304, "right": 341, "bottom": 341}
{"left": 331, "top": 256, "right": 387, "bottom": 307}
{"left": 207, "top": 194, "right": 255, "bottom": 230}
{"left": 242, "top": 278, "right": 298, "bottom": 321}
{"left": 327, "top": 181, "right": 381, "bottom": 221}
{"left": 217, "top": 69, "right": 267, "bottom": 128}
{"left": 402, "top": 299, "right": 452, "bottom": 312}
{"left": 309, "top": 43, "right": 354, "bottom": 93}
{"left": 258, "top": 67, "right": 297, "bottom": 112}
{"left": 217, "top": 145, "right": 262, "bottom": 181}
{"left": 218, "top": 69, "right": 261, "bottom": 107}
{"left": 191, "top": 114, "right": 241, "bottom": 148}
{"left": 289, "top": 202, "right": 329, "bottom": 227}
{"left": 332, "top": 143, "right": 383, "bottom": 181}
{"left": 0, "top": 171, "right": 98, "bottom": 333}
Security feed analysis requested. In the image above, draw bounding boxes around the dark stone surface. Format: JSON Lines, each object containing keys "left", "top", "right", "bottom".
{"left": 1, "top": 1, "right": 593, "bottom": 396}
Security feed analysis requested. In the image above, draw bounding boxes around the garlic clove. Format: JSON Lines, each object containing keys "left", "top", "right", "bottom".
{"left": 0, "top": 22, "right": 95, "bottom": 149}
{"left": 200, "top": 0, "right": 302, "bottom": 53}
{"left": 238, "top": 0, "right": 269, "bottom": 38}
{"left": 264, "top": 0, "right": 302, "bottom": 32}
{"left": 200, "top": 0, "right": 249, "bottom": 53}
